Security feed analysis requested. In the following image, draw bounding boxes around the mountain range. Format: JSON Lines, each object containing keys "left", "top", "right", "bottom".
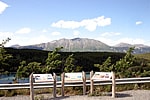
{"left": 11, "top": 38, "right": 150, "bottom": 54}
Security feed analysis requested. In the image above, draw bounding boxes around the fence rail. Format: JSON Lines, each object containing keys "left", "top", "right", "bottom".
{"left": 0, "top": 77, "right": 150, "bottom": 90}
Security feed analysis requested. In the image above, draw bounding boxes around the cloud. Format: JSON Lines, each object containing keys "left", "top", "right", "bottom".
{"left": 15, "top": 28, "right": 31, "bottom": 34}
{"left": 101, "top": 32, "right": 121, "bottom": 37}
{"left": 0, "top": 1, "right": 9, "bottom": 14}
{"left": 96, "top": 37, "right": 114, "bottom": 46}
{"left": 51, "top": 16, "right": 111, "bottom": 31}
{"left": 73, "top": 30, "right": 80, "bottom": 36}
{"left": 51, "top": 31, "right": 61, "bottom": 36}
{"left": 28, "top": 35, "right": 50, "bottom": 45}
{"left": 136, "top": 21, "right": 142, "bottom": 25}
{"left": 0, "top": 31, "right": 13, "bottom": 37}
{"left": 117, "top": 38, "right": 145, "bottom": 45}
{"left": 0, "top": 31, "right": 14, "bottom": 47}
{"left": 42, "top": 29, "right": 47, "bottom": 33}
{"left": 96, "top": 37, "right": 147, "bottom": 46}
{"left": 0, "top": 32, "right": 13, "bottom": 41}
{"left": 8, "top": 35, "right": 50, "bottom": 46}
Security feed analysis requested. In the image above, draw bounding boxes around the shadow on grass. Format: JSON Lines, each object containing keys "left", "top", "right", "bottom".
{"left": 45, "top": 96, "right": 70, "bottom": 100}
{"left": 106, "top": 92, "right": 132, "bottom": 98}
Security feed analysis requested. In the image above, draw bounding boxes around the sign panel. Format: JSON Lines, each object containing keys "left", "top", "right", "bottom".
{"left": 65, "top": 73, "right": 82, "bottom": 81}
{"left": 92, "top": 72, "right": 112, "bottom": 80}
{"left": 33, "top": 74, "right": 54, "bottom": 82}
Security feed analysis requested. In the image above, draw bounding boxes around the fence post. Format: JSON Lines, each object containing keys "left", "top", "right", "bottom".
{"left": 112, "top": 71, "right": 116, "bottom": 98}
{"left": 61, "top": 72, "right": 65, "bottom": 96}
{"left": 90, "top": 70, "right": 94, "bottom": 95}
{"left": 82, "top": 71, "right": 86, "bottom": 95}
{"left": 30, "top": 73, "right": 34, "bottom": 100}
{"left": 53, "top": 73, "right": 56, "bottom": 98}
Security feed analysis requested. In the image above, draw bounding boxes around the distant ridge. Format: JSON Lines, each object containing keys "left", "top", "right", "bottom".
{"left": 115, "top": 42, "right": 149, "bottom": 48}
{"left": 11, "top": 38, "right": 150, "bottom": 54}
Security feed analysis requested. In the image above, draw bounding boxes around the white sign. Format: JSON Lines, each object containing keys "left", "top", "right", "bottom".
{"left": 65, "top": 73, "right": 82, "bottom": 81}
{"left": 33, "top": 74, "right": 54, "bottom": 82}
{"left": 92, "top": 72, "right": 112, "bottom": 80}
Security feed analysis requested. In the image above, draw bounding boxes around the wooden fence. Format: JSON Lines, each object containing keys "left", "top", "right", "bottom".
{"left": 0, "top": 71, "right": 150, "bottom": 100}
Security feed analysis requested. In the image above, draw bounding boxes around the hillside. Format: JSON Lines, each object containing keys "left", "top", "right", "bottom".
{"left": 5, "top": 48, "right": 126, "bottom": 72}
{"left": 135, "top": 53, "right": 150, "bottom": 61}
{"left": 11, "top": 38, "right": 150, "bottom": 54}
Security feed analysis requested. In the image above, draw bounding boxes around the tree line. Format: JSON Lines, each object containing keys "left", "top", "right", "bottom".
{"left": 1, "top": 38, "right": 150, "bottom": 79}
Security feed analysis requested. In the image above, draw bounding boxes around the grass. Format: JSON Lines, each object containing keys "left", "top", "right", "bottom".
{"left": 135, "top": 53, "right": 150, "bottom": 61}
{"left": 1, "top": 83, "right": 150, "bottom": 97}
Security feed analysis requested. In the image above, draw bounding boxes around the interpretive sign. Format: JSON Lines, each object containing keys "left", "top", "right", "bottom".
{"left": 33, "top": 74, "right": 54, "bottom": 82}
{"left": 92, "top": 72, "right": 112, "bottom": 80}
{"left": 65, "top": 73, "right": 82, "bottom": 81}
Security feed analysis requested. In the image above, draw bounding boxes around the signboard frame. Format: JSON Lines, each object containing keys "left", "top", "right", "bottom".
{"left": 92, "top": 72, "right": 112, "bottom": 80}
{"left": 64, "top": 72, "right": 83, "bottom": 81}
{"left": 33, "top": 74, "right": 54, "bottom": 82}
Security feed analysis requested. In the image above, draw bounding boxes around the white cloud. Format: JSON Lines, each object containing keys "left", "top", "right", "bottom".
{"left": 101, "top": 32, "right": 121, "bottom": 37}
{"left": 0, "top": 32, "right": 13, "bottom": 37}
{"left": 52, "top": 20, "right": 80, "bottom": 29}
{"left": 0, "top": 31, "right": 15, "bottom": 47}
{"left": 96, "top": 37, "right": 147, "bottom": 46}
{"left": 51, "top": 16, "right": 111, "bottom": 31}
{"left": 28, "top": 35, "right": 50, "bottom": 45}
{"left": 117, "top": 38, "right": 145, "bottom": 45}
{"left": 73, "top": 30, "right": 80, "bottom": 36}
{"left": 42, "top": 29, "right": 47, "bottom": 33}
{"left": 15, "top": 28, "right": 31, "bottom": 34}
{"left": 51, "top": 31, "right": 61, "bottom": 36}
{"left": 80, "top": 19, "right": 97, "bottom": 31}
{"left": 7, "top": 35, "right": 50, "bottom": 46}
{"left": 96, "top": 37, "right": 114, "bottom": 46}
{"left": 0, "top": 32, "right": 13, "bottom": 42}
{"left": 0, "top": 1, "right": 9, "bottom": 14}
{"left": 136, "top": 21, "right": 142, "bottom": 25}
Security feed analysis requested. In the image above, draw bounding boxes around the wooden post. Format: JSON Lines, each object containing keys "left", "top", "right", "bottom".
{"left": 30, "top": 73, "right": 34, "bottom": 100}
{"left": 61, "top": 72, "right": 65, "bottom": 96}
{"left": 112, "top": 71, "right": 116, "bottom": 98}
{"left": 90, "top": 70, "right": 94, "bottom": 95}
{"left": 82, "top": 71, "right": 86, "bottom": 95}
{"left": 53, "top": 73, "right": 56, "bottom": 98}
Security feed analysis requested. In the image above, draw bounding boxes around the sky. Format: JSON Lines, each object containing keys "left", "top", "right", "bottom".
{"left": 0, "top": 0, "right": 150, "bottom": 47}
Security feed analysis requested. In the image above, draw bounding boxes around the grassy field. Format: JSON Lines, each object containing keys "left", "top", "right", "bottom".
{"left": 135, "top": 53, "right": 150, "bottom": 61}
{"left": 135, "top": 53, "right": 150, "bottom": 67}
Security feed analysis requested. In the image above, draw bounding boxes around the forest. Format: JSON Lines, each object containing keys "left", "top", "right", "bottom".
{"left": 1, "top": 38, "right": 150, "bottom": 79}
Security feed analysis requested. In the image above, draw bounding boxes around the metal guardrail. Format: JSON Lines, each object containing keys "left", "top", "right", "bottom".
{"left": 0, "top": 77, "right": 150, "bottom": 90}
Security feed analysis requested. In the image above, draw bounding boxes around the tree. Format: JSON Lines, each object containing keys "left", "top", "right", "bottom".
{"left": 42, "top": 47, "right": 63, "bottom": 73}
{"left": 16, "top": 61, "right": 41, "bottom": 78}
{"left": 0, "top": 38, "right": 12, "bottom": 73}
{"left": 64, "top": 54, "right": 76, "bottom": 72}
{"left": 94, "top": 57, "right": 112, "bottom": 72}
{"left": 113, "top": 47, "right": 136, "bottom": 78}
{"left": 93, "top": 47, "right": 136, "bottom": 78}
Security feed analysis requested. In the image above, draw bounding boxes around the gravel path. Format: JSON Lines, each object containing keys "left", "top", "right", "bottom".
{"left": 0, "top": 90, "right": 150, "bottom": 100}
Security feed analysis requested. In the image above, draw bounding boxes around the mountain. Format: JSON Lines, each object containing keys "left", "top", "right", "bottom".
{"left": 114, "top": 43, "right": 133, "bottom": 47}
{"left": 113, "top": 43, "right": 150, "bottom": 54}
{"left": 11, "top": 38, "right": 150, "bottom": 54}
{"left": 114, "top": 43, "right": 149, "bottom": 48}
{"left": 13, "top": 38, "right": 113, "bottom": 52}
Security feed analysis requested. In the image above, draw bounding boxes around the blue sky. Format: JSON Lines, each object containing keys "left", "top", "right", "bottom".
{"left": 0, "top": 0, "right": 150, "bottom": 46}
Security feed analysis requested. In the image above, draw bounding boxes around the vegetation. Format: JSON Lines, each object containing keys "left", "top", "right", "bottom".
{"left": 3, "top": 48, "right": 125, "bottom": 73}
{"left": 16, "top": 61, "right": 41, "bottom": 78}
{"left": 64, "top": 54, "right": 76, "bottom": 72}
{"left": 1, "top": 83, "right": 150, "bottom": 97}
{"left": 42, "top": 47, "right": 63, "bottom": 73}
{"left": 94, "top": 47, "right": 150, "bottom": 78}
{"left": 2, "top": 46, "right": 150, "bottom": 79}
{"left": 0, "top": 38, "right": 12, "bottom": 73}
{"left": 1, "top": 38, "right": 150, "bottom": 79}
{"left": 1, "top": 38, "right": 150, "bottom": 97}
